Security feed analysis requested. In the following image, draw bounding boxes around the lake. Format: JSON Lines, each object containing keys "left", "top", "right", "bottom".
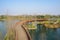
{"left": 0, "top": 21, "right": 60, "bottom": 40}
{"left": 0, "top": 20, "right": 19, "bottom": 40}
{"left": 29, "top": 24, "right": 60, "bottom": 40}
{"left": 0, "top": 21, "right": 7, "bottom": 40}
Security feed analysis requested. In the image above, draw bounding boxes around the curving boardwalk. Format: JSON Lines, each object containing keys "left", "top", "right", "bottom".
{"left": 13, "top": 19, "right": 60, "bottom": 40}
{"left": 5, "top": 19, "right": 59, "bottom": 40}
{"left": 14, "top": 19, "right": 47, "bottom": 40}
{"left": 15, "top": 25, "right": 31, "bottom": 40}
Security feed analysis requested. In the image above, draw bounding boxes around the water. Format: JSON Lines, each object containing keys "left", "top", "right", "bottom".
{"left": 0, "top": 21, "right": 7, "bottom": 40}
{"left": 0, "top": 20, "right": 19, "bottom": 40}
{"left": 29, "top": 24, "right": 60, "bottom": 40}
{"left": 0, "top": 20, "right": 60, "bottom": 40}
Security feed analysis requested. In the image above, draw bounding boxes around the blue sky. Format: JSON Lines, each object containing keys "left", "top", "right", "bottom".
{"left": 0, "top": 0, "right": 60, "bottom": 15}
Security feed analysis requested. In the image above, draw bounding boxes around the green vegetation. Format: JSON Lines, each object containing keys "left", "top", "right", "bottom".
{"left": 4, "top": 29, "right": 15, "bottom": 40}
{"left": 0, "top": 15, "right": 7, "bottom": 21}
{"left": 26, "top": 22, "right": 36, "bottom": 28}
{"left": 0, "top": 32, "right": 3, "bottom": 40}
{"left": 0, "top": 15, "right": 60, "bottom": 21}
{"left": 0, "top": 15, "right": 59, "bottom": 40}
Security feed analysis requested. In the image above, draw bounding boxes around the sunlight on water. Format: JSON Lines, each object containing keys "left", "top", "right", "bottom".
{"left": 29, "top": 24, "right": 60, "bottom": 40}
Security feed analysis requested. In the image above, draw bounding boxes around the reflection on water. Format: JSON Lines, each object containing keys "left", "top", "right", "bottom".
{"left": 0, "top": 20, "right": 60, "bottom": 40}
{"left": 29, "top": 24, "right": 60, "bottom": 40}
{"left": 0, "top": 20, "right": 19, "bottom": 40}
{"left": 0, "top": 21, "right": 7, "bottom": 40}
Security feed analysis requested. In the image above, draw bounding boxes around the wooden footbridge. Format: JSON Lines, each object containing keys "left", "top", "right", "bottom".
{"left": 13, "top": 19, "right": 47, "bottom": 40}
{"left": 14, "top": 19, "right": 60, "bottom": 40}
{"left": 5, "top": 19, "right": 60, "bottom": 40}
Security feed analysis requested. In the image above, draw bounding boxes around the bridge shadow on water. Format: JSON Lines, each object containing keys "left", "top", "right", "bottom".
{"left": 28, "top": 24, "right": 60, "bottom": 40}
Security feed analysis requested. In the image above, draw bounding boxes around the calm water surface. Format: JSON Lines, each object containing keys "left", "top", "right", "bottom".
{"left": 29, "top": 24, "right": 60, "bottom": 40}
{"left": 0, "top": 21, "right": 60, "bottom": 40}
{"left": 0, "top": 21, "right": 7, "bottom": 40}
{"left": 0, "top": 20, "right": 19, "bottom": 40}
